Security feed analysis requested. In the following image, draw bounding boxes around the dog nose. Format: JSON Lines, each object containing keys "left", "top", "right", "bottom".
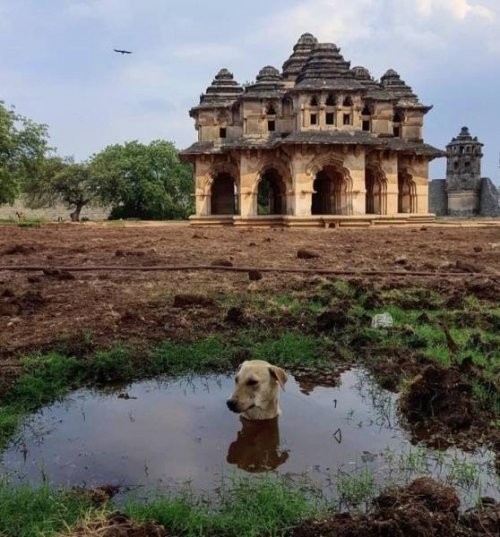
{"left": 226, "top": 399, "right": 238, "bottom": 412}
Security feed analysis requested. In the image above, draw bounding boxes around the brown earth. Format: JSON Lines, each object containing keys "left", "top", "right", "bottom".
{"left": 293, "top": 477, "right": 499, "bottom": 537}
{"left": 1, "top": 222, "right": 498, "bottom": 363}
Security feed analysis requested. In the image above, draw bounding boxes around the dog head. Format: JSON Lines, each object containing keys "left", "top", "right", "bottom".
{"left": 226, "top": 360, "right": 288, "bottom": 419}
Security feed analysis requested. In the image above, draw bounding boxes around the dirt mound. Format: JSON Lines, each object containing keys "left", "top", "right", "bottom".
{"left": 316, "top": 309, "right": 350, "bottom": 331}
{"left": 400, "top": 365, "right": 473, "bottom": 432}
{"left": 172, "top": 294, "right": 215, "bottom": 308}
{"left": 293, "top": 478, "right": 465, "bottom": 537}
{"left": 61, "top": 512, "right": 168, "bottom": 537}
{"left": 2, "top": 244, "right": 35, "bottom": 255}
{"left": 0, "top": 289, "right": 46, "bottom": 316}
{"left": 297, "top": 248, "right": 320, "bottom": 259}
{"left": 458, "top": 499, "right": 500, "bottom": 536}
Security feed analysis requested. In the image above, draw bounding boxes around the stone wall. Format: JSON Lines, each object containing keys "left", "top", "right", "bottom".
{"left": 0, "top": 196, "right": 111, "bottom": 221}
{"left": 479, "top": 178, "right": 500, "bottom": 217}
{"left": 428, "top": 180, "right": 447, "bottom": 216}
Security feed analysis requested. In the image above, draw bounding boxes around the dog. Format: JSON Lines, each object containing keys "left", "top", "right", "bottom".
{"left": 226, "top": 360, "right": 288, "bottom": 420}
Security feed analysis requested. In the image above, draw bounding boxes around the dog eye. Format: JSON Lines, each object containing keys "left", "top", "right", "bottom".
{"left": 247, "top": 379, "right": 259, "bottom": 386}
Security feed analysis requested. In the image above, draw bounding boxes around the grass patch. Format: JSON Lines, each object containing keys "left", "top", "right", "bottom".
{"left": 125, "top": 475, "right": 323, "bottom": 537}
{"left": 0, "top": 481, "right": 95, "bottom": 537}
{"left": 0, "top": 476, "right": 323, "bottom": 537}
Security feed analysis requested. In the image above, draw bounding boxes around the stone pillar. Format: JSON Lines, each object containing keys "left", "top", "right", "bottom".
{"left": 380, "top": 153, "right": 398, "bottom": 214}
{"left": 344, "top": 150, "right": 365, "bottom": 215}
{"left": 289, "top": 149, "right": 314, "bottom": 216}
{"left": 238, "top": 155, "right": 255, "bottom": 218}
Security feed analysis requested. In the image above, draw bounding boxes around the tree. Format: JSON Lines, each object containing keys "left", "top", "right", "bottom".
{"left": 0, "top": 101, "right": 50, "bottom": 204}
{"left": 90, "top": 140, "right": 193, "bottom": 220}
{"left": 24, "top": 157, "right": 100, "bottom": 221}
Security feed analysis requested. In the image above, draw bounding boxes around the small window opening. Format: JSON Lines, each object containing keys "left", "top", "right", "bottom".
{"left": 343, "top": 113, "right": 351, "bottom": 126}
{"left": 343, "top": 96, "right": 353, "bottom": 106}
{"left": 393, "top": 110, "right": 403, "bottom": 123}
{"left": 326, "top": 94, "right": 336, "bottom": 106}
{"left": 310, "top": 113, "right": 318, "bottom": 125}
{"left": 219, "top": 127, "right": 227, "bottom": 139}
{"left": 267, "top": 104, "right": 277, "bottom": 115}
{"left": 267, "top": 120, "right": 276, "bottom": 132}
{"left": 310, "top": 96, "right": 319, "bottom": 106}
{"left": 326, "top": 112, "right": 335, "bottom": 125}
{"left": 393, "top": 125, "right": 400, "bottom": 137}
{"left": 362, "top": 120, "right": 371, "bottom": 132}
{"left": 454, "top": 162, "right": 459, "bottom": 170}
{"left": 464, "top": 161, "right": 471, "bottom": 168}
{"left": 362, "top": 105, "right": 371, "bottom": 116}
{"left": 459, "top": 147, "right": 464, "bottom": 155}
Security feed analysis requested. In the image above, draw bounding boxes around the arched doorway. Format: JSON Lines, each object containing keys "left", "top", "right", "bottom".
{"left": 365, "top": 167, "right": 387, "bottom": 215}
{"left": 257, "top": 169, "right": 286, "bottom": 215}
{"left": 398, "top": 171, "right": 417, "bottom": 213}
{"left": 311, "top": 166, "right": 351, "bottom": 215}
{"left": 211, "top": 173, "right": 238, "bottom": 215}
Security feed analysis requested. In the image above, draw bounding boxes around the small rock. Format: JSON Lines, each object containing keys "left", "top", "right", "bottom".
{"left": 394, "top": 256, "right": 407, "bottom": 265}
{"left": 371, "top": 312, "right": 394, "bottom": 329}
{"left": 297, "top": 249, "right": 320, "bottom": 259}
{"left": 248, "top": 270, "right": 263, "bottom": 281}
{"left": 248, "top": 242, "right": 257, "bottom": 247}
{"left": 420, "top": 226, "right": 428, "bottom": 231}
{"left": 473, "top": 246, "right": 482, "bottom": 253}
{"left": 27, "top": 276, "right": 41, "bottom": 284}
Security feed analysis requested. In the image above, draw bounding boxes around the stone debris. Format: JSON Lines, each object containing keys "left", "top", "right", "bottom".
{"left": 371, "top": 312, "right": 394, "bottom": 328}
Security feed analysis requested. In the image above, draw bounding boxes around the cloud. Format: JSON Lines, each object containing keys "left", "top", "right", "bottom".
{"left": 415, "top": 0, "right": 495, "bottom": 20}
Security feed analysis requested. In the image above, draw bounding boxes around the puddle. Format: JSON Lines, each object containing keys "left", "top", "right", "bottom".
{"left": 1, "top": 370, "right": 497, "bottom": 507}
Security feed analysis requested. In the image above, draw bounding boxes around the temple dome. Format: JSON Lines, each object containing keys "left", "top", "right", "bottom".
{"left": 200, "top": 68, "right": 243, "bottom": 104}
{"left": 351, "top": 66, "right": 371, "bottom": 80}
{"left": 282, "top": 33, "right": 319, "bottom": 81}
{"left": 244, "top": 65, "right": 284, "bottom": 95}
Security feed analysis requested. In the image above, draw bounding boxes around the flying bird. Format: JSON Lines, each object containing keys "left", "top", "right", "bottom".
{"left": 114, "top": 49, "right": 132, "bottom": 54}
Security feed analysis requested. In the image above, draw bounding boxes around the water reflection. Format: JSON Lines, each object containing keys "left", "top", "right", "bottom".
{"left": 227, "top": 417, "right": 289, "bottom": 472}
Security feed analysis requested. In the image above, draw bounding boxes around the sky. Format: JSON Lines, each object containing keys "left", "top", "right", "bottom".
{"left": 1, "top": 0, "right": 499, "bottom": 182}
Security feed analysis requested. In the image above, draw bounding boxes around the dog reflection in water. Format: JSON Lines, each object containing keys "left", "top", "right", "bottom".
{"left": 227, "top": 416, "right": 289, "bottom": 472}
{"left": 226, "top": 360, "right": 289, "bottom": 472}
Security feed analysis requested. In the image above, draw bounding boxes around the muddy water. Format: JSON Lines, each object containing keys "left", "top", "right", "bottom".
{"left": 1, "top": 370, "right": 497, "bottom": 506}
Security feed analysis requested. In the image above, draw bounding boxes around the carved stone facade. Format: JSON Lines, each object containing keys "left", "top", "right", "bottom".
{"left": 181, "top": 34, "right": 444, "bottom": 226}
{"left": 429, "top": 127, "right": 500, "bottom": 217}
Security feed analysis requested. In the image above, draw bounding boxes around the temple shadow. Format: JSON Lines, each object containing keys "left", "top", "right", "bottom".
{"left": 226, "top": 417, "right": 289, "bottom": 473}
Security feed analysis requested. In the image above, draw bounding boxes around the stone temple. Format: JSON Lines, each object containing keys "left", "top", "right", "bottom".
{"left": 181, "top": 33, "right": 445, "bottom": 226}
{"left": 429, "top": 127, "right": 500, "bottom": 217}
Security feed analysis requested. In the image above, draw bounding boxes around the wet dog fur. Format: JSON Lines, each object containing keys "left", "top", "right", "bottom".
{"left": 226, "top": 360, "right": 288, "bottom": 420}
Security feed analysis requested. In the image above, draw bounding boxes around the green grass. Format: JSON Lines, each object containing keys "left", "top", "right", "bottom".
{"left": 0, "top": 476, "right": 323, "bottom": 537}
{"left": 0, "top": 481, "right": 95, "bottom": 537}
{"left": 126, "top": 476, "right": 322, "bottom": 537}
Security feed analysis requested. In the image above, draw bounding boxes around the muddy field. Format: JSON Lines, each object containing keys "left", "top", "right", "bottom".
{"left": 1, "top": 222, "right": 499, "bottom": 363}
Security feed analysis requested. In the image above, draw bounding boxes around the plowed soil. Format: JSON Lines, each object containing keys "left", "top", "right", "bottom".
{"left": 0, "top": 222, "right": 499, "bottom": 368}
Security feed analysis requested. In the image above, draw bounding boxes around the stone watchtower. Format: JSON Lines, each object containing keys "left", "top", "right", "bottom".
{"left": 446, "top": 127, "right": 483, "bottom": 215}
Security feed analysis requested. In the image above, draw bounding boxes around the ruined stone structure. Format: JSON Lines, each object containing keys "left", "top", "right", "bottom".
{"left": 429, "top": 127, "right": 500, "bottom": 217}
{"left": 181, "top": 34, "right": 444, "bottom": 226}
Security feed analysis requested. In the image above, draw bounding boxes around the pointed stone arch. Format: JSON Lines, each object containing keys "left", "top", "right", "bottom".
{"left": 365, "top": 163, "right": 388, "bottom": 215}
{"left": 207, "top": 160, "right": 240, "bottom": 216}
{"left": 307, "top": 155, "right": 353, "bottom": 215}
{"left": 398, "top": 168, "right": 417, "bottom": 214}
{"left": 251, "top": 157, "right": 293, "bottom": 216}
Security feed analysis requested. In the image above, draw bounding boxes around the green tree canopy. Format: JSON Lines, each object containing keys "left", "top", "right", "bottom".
{"left": 24, "top": 157, "right": 101, "bottom": 221}
{"left": 0, "top": 101, "right": 50, "bottom": 205}
{"left": 90, "top": 140, "right": 193, "bottom": 220}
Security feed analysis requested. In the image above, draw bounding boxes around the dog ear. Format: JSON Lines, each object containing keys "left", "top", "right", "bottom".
{"left": 269, "top": 366, "right": 288, "bottom": 390}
